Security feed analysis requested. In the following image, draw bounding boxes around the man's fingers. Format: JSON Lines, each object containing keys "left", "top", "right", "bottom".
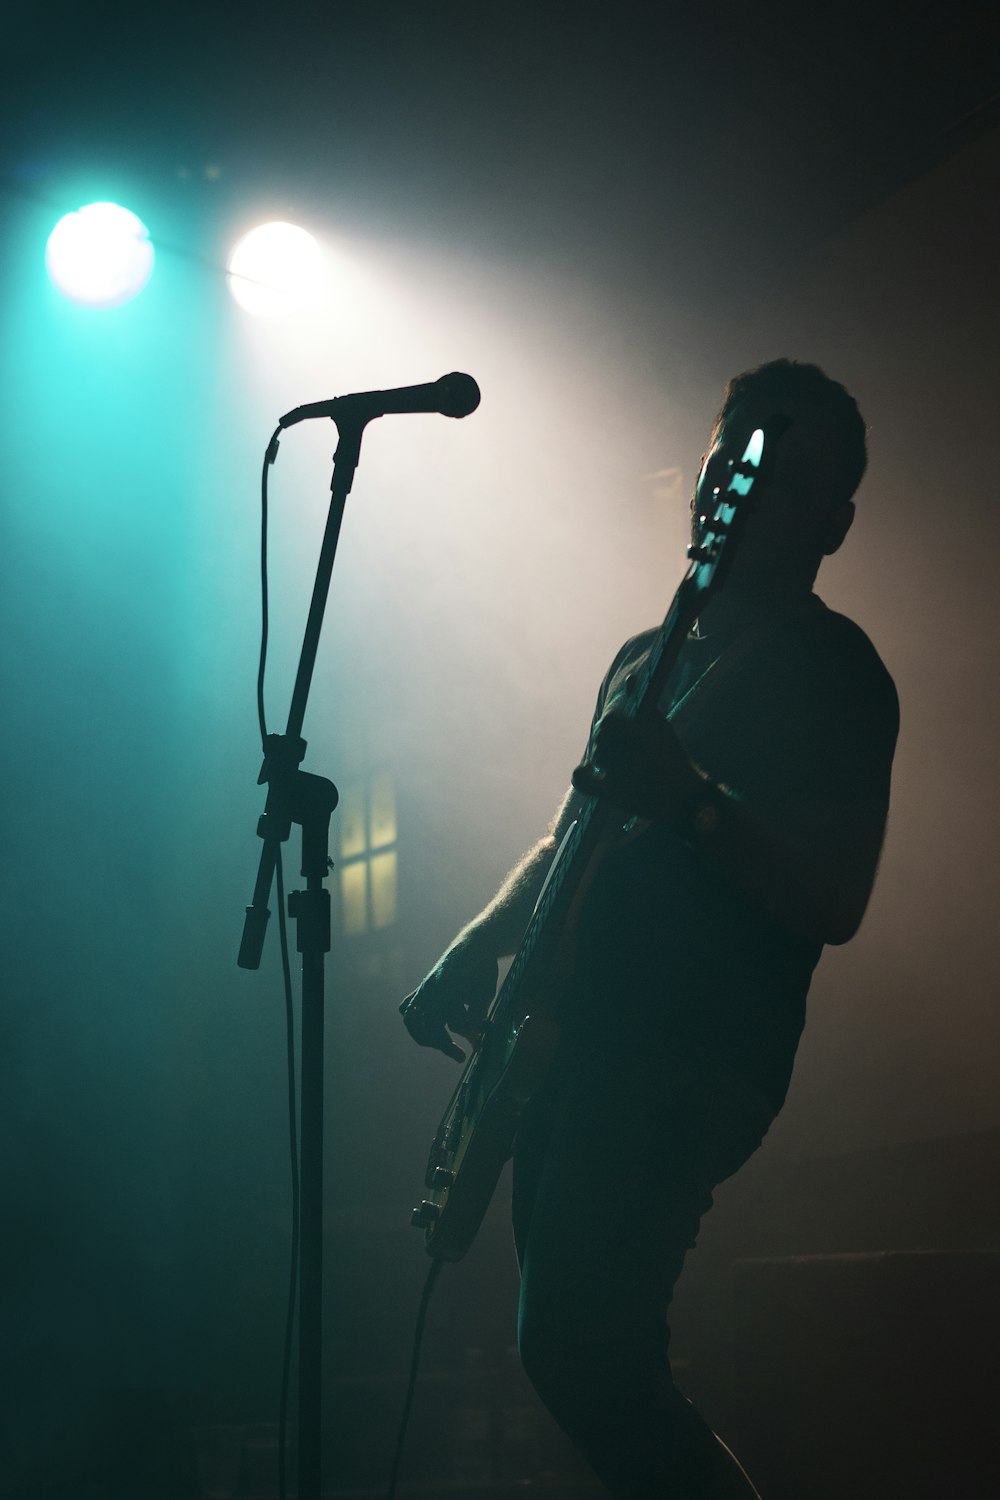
{"left": 417, "top": 1026, "right": 466, "bottom": 1063}
{"left": 411, "top": 1018, "right": 466, "bottom": 1063}
{"left": 572, "top": 759, "right": 606, "bottom": 795}
{"left": 452, "top": 1022, "right": 484, "bottom": 1044}
{"left": 401, "top": 994, "right": 438, "bottom": 1045}
{"left": 400, "top": 991, "right": 468, "bottom": 1062}
{"left": 573, "top": 714, "right": 639, "bottom": 796}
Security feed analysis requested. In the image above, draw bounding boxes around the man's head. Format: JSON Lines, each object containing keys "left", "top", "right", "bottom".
{"left": 694, "top": 360, "right": 867, "bottom": 587}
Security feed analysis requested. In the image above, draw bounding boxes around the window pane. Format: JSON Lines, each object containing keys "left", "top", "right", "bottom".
{"left": 339, "top": 783, "right": 367, "bottom": 861}
{"left": 341, "top": 861, "right": 368, "bottom": 936}
{"left": 370, "top": 850, "right": 397, "bottom": 929}
{"left": 369, "top": 772, "right": 397, "bottom": 850}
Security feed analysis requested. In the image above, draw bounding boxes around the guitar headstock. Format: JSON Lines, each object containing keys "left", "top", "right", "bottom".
{"left": 684, "top": 413, "right": 791, "bottom": 604}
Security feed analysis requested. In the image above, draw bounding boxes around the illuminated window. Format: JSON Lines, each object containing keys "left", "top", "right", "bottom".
{"left": 370, "top": 851, "right": 397, "bottom": 929}
{"left": 341, "top": 861, "right": 368, "bottom": 937}
{"left": 339, "top": 782, "right": 367, "bottom": 860}
{"left": 338, "top": 774, "right": 398, "bottom": 935}
{"left": 369, "top": 771, "right": 397, "bottom": 849}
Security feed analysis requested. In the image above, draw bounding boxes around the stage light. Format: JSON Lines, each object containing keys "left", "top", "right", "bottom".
{"left": 227, "top": 222, "right": 323, "bottom": 316}
{"left": 45, "top": 202, "right": 154, "bottom": 308}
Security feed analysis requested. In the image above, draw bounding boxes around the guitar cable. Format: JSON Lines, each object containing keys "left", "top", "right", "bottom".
{"left": 386, "top": 1255, "right": 445, "bottom": 1500}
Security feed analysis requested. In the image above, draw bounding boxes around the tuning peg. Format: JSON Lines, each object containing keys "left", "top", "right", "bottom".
{"left": 411, "top": 1200, "right": 441, "bottom": 1229}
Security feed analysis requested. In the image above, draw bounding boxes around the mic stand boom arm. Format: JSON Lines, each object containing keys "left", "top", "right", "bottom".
{"left": 237, "top": 417, "right": 366, "bottom": 1500}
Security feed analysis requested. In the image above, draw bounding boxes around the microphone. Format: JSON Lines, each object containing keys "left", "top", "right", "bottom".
{"left": 279, "top": 371, "right": 480, "bottom": 430}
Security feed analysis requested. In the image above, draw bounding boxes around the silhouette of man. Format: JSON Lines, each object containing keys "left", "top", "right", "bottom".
{"left": 402, "top": 361, "right": 898, "bottom": 1498}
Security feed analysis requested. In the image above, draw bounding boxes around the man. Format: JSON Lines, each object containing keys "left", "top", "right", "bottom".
{"left": 400, "top": 361, "right": 899, "bottom": 1498}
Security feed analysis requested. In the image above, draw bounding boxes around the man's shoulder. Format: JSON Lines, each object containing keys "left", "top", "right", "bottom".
{"left": 794, "top": 595, "right": 897, "bottom": 693}
{"left": 767, "top": 595, "right": 900, "bottom": 748}
{"left": 598, "top": 627, "right": 660, "bottom": 687}
{"left": 589, "top": 627, "right": 662, "bottom": 723}
{"left": 610, "top": 626, "right": 661, "bottom": 671}
{"left": 607, "top": 600, "right": 892, "bottom": 682}
{"left": 598, "top": 598, "right": 899, "bottom": 737}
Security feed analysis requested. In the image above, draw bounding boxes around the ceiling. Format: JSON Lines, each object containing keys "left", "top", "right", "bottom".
{"left": 3, "top": 0, "right": 999, "bottom": 315}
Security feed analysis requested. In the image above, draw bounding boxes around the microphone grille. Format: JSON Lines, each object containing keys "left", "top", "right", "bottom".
{"left": 438, "top": 371, "right": 481, "bottom": 418}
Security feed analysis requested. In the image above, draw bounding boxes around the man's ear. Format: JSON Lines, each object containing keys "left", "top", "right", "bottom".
{"left": 820, "top": 500, "right": 855, "bottom": 556}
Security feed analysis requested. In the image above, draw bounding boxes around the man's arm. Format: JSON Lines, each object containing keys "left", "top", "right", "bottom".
{"left": 576, "top": 710, "right": 887, "bottom": 948}
{"left": 676, "top": 775, "right": 886, "bottom": 946}
{"left": 400, "top": 787, "right": 580, "bottom": 1060}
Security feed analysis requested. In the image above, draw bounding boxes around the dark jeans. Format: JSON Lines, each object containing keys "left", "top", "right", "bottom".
{"left": 512, "top": 1039, "right": 773, "bottom": 1499}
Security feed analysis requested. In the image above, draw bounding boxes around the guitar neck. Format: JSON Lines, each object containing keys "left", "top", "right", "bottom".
{"left": 492, "top": 578, "right": 700, "bottom": 1025}
{"left": 490, "top": 417, "right": 784, "bottom": 1032}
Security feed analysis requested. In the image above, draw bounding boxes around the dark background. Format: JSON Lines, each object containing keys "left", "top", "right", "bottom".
{"left": 2, "top": 2, "right": 1000, "bottom": 1495}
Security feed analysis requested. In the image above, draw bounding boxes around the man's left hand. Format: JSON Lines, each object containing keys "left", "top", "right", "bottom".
{"left": 572, "top": 709, "right": 703, "bottom": 820}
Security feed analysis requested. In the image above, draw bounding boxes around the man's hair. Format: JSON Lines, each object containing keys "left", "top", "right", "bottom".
{"left": 713, "top": 359, "right": 868, "bottom": 507}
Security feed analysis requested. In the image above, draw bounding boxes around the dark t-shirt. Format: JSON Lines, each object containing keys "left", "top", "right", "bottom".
{"left": 565, "top": 593, "right": 899, "bottom": 1112}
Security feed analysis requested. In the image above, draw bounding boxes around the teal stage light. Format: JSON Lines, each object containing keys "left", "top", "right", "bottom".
{"left": 227, "top": 221, "right": 323, "bottom": 316}
{"left": 46, "top": 202, "right": 155, "bottom": 308}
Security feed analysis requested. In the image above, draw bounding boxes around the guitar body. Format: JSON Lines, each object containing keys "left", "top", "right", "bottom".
{"left": 418, "top": 1008, "right": 561, "bottom": 1260}
{"left": 410, "top": 418, "right": 787, "bottom": 1259}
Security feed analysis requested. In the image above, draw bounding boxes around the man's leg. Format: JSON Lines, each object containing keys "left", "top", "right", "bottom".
{"left": 512, "top": 1043, "right": 770, "bottom": 1500}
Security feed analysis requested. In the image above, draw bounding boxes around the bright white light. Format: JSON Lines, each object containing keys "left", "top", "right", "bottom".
{"left": 742, "top": 428, "right": 765, "bottom": 468}
{"left": 45, "top": 202, "right": 154, "bottom": 308}
{"left": 227, "top": 222, "right": 324, "bottom": 316}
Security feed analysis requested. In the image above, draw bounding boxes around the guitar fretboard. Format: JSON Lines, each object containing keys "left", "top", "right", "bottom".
{"left": 485, "top": 423, "right": 778, "bottom": 1041}
{"left": 489, "top": 585, "right": 696, "bottom": 1036}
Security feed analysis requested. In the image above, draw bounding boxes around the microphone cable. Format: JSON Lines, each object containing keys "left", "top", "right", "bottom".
{"left": 258, "top": 428, "right": 281, "bottom": 748}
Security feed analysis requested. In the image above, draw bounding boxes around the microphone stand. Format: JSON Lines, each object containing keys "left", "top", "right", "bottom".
{"left": 238, "top": 416, "right": 366, "bottom": 1500}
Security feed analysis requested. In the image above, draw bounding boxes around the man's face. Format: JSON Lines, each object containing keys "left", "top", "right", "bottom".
{"left": 690, "top": 397, "right": 843, "bottom": 570}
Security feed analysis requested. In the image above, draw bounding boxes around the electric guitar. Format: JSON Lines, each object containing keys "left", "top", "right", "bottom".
{"left": 410, "top": 417, "right": 787, "bottom": 1260}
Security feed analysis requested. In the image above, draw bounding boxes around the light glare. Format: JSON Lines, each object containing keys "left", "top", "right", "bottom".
{"left": 46, "top": 202, "right": 154, "bottom": 308}
{"left": 742, "top": 428, "right": 765, "bottom": 467}
{"left": 227, "top": 222, "right": 324, "bottom": 316}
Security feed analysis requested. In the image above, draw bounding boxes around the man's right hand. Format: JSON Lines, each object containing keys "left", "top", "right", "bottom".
{"left": 399, "top": 932, "right": 500, "bottom": 1063}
